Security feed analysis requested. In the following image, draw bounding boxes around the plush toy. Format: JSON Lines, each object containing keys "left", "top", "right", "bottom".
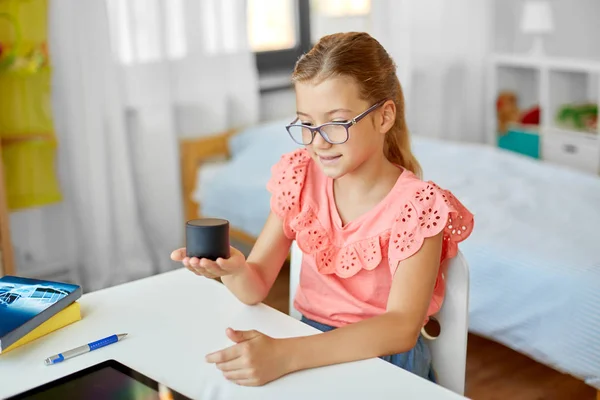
{"left": 496, "top": 91, "right": 541, "bottom": 134}
{"left": 496, "top": 91, "right": 521, "bottom": 134}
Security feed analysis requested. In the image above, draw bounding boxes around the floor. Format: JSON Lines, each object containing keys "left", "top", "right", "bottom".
{"left": 263, "top": 264, "right": 596, "bottom": 400}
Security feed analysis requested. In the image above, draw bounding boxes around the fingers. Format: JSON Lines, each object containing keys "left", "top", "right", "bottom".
{"left": 219, "top": 364, "right": 262, "bottom": 386}
{"left": 228, "top": 246, "right": 244, "bottom": 258}
{"left": 232, "top": 378, "right": 258, "bottom": 387}
{"left": 170, "top": 248, "right": 186, "bottom": 261}
{"left": 215, "top": 353, "right": 261, "bottom": 386}
{"left": 206, "top": 327, "right": 271, "bottom": 387}
{"left": 223, "top": 370, "right": 252, "bottom": 381}
{"left": 216, "top": 357, "right": 246, "bottom": 373}
{"left": 183, "top": 257, "right": 227, "bottom": 278}
{"left": 226, "top": 328, "right": 259, "bottom": 344}
{"left": 215, "top": 257, "right": 232, "bottom": 271}
{"left": 212, "top": 246, "right": 245, "bottom": 271}
{"left": 184, "top": 258, "right": 213, "bottom": 278}
{"left": 201, "top": 259, "right": 227, "bottom": 276}
{"left": 174, "top": 245, "right": 245, "bottom": 278}
{"left": 206, "top": 343, "right": 243, "bottom": 364}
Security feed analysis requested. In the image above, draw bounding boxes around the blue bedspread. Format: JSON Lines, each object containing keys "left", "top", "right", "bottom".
{"left": 195, "top": 122, "right": 600, "bottom": 388}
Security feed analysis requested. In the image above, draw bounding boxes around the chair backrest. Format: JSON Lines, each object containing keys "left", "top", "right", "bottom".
{"left": 425, "top": 251, "right": 469, "bottom": 396}
{"left": 289, "top": 241, "right": 303, "bottom": 320}
{"left": 288, "top": 241, "right": 469, "bottom": 396}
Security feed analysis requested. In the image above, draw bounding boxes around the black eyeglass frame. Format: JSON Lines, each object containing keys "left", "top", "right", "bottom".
{"left": 285, "top": 99, "right": 388, "bottom": 145}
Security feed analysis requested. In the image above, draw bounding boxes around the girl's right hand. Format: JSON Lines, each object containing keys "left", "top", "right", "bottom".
{"left": 170, "top": 246, "right": 247, "bottom": 279}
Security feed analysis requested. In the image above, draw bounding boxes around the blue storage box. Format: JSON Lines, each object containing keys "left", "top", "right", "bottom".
{"left": 497, "top": 125, "right": 540, "bottom": 159}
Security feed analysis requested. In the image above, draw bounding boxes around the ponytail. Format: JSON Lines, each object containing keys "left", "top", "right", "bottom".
{"left": 383, "top": 83, "right": 422, "bottom": 177}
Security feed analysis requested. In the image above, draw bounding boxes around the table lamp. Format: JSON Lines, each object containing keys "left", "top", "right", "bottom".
{"left": 520, "top": 0, "right": 554, "bottom": 56}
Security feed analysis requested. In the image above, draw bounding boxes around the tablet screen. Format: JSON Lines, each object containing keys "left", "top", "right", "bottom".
{"left": 8, "top": 360, "right": 191, "bottom": 400}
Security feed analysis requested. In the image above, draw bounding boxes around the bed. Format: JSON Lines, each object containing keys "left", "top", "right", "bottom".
{"left": 180, "top": 119, "right": 600, "bottom": 392}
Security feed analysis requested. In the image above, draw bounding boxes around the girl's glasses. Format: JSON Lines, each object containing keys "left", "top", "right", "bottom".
{"left": 286, "top": 100, "right": 387, "bottom": 145}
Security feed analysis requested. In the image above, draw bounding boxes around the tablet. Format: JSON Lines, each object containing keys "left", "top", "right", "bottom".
{"left": 6, "top": 359, "right": 192, "bottom": 400}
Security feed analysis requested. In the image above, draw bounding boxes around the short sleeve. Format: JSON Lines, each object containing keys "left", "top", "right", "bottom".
{"left": 266, "top": 149, "right": 311, "bottom": 239}
{"left": 387, "top": 181, "right": 474, "bottom": 273}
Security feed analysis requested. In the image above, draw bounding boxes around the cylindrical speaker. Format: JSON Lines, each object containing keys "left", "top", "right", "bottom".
{"left": 185, "top": 218, "right": 230, "bottom": 260}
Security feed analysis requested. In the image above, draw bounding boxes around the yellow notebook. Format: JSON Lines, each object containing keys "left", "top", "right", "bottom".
{"left": 2, "top": 301, "right": 81, "bottom": 354}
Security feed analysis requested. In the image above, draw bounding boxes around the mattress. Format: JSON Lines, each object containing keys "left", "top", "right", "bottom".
{"left": 195, "top": 125, "right": 600, "bottom": 388}
{"left": 413, "top": 138, "right": 600, "bottom": 389}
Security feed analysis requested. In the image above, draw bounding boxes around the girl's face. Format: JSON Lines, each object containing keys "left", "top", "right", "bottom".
{"left": 294, "top": 76, "right": 395, "bottom": 179}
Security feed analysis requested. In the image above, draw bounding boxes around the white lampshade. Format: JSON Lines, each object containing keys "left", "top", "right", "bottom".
{"left": 520, "top": 0, "right": 554, "bottom": 34}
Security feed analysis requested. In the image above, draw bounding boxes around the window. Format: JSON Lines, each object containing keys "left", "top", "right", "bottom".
{"left": 311, "top": 0, "right": 371, "bottom": 17}
{"left": 247, "top": 0, "right": 298, "bottom": 52}
{"left": 106, "top": 0, "right": 372, "bottom": 73}
{"left": 309, "top": 0, "right": 372, "bottom": 43}
{"left": 248, "top": 0, "right": 372, "bottom": 74}
{"left": 248, "top": 0, "right": 311, "bottom": 74}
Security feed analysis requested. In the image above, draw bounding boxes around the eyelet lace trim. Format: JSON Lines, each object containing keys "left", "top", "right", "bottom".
{"left": 387, "top": 182, "right": 474, "bottom": 269}
{"left": 267, "top": 149, "right": 311, "bottom": 238}
{"left": 288, "top": 183, "right": 472, "bottom": 279}
{"left": 268, "top": 150, "right": 474, "bottom": 278}
{"left": 290, "top": 206, "right": 383, "bottom": 278}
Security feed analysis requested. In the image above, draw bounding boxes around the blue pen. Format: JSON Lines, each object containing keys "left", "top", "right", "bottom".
{"left": 44, "top": 333, "right": 128, "bottom": 365}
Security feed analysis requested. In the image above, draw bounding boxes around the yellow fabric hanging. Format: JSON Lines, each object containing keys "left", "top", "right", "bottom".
{"left": 1, "top": 136, "right": 62, "bottom": 209}
{"left": 0, "top": 0, "right": 62, "bottom": 210}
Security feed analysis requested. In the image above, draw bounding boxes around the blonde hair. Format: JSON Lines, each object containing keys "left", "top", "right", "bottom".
{"left": 291, "top": 32, "right": 422, "bottom": 177}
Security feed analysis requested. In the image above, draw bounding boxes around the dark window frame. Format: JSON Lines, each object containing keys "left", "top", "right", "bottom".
{"left": 255, "top": 0, "right": 312, "bottom": 76}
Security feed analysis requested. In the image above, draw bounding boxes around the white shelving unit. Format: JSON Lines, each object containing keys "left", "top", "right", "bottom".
{"left": 489, "top": 0, "right": 600, "bottom": 175}
{"left": 489, "top": 53, "right": 600, "bottom": 174}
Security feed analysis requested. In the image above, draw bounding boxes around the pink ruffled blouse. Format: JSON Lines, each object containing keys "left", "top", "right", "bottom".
{"left": 267, "top": 148, "right": 474, "bottom": 328}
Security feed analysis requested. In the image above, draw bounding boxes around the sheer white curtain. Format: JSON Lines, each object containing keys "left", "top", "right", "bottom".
{"left": 371, "top": 0, "right": 491, "bottom": 143}
{"left": 48, "top": 0, "right": 259, "bottom": 290}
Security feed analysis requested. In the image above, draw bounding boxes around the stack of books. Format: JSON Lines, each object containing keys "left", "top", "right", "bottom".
{"left": 0, "top": 276, "right": 82, "bottom": 354}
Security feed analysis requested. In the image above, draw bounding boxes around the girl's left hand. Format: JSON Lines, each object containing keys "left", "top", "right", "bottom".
{"left": 205, "top": 328, "right": 292, "bottom": 386}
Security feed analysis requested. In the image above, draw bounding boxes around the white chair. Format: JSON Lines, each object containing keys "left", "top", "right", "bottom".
{"left": 425, "top": 251, "right": 470, "bottom": 396}
{"left": 289, "top": 241, "right": 304, "bottom": 321}
{"left": 288, "top": 240, "right": 469, "bottom": 396}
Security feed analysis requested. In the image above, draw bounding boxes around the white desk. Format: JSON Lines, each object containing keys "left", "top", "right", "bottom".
{"left": 0, "top": 269, "right": 466, "bottom": 399}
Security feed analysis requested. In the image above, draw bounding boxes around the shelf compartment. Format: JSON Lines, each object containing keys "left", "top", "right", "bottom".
{"left": 549, "top": 69, "right": 598, "bottom": 134}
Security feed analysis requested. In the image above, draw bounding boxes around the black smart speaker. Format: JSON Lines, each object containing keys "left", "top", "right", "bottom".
{"left": 185, "top": 218, "right": 230, "bottom": 260}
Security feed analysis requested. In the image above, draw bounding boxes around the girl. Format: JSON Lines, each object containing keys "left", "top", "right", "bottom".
{"left": 171, "top": 32, "right": 474, "bottom": 387}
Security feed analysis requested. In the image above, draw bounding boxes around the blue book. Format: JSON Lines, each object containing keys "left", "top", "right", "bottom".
{"left": 0, "top": 276, "right": 82, "bottom": 353}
